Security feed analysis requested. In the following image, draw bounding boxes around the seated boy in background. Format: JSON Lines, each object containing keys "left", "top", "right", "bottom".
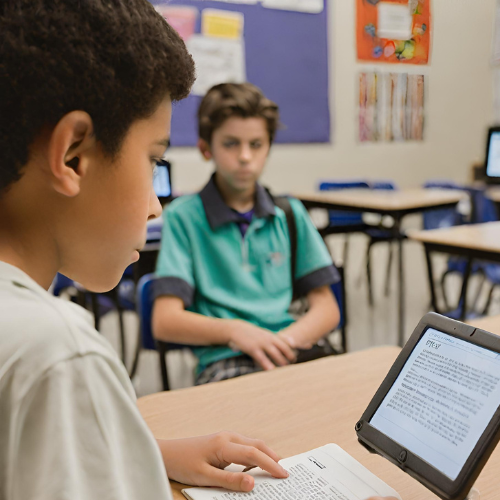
{"left": 152, "top": 83, "right": 341, "bottom": 385}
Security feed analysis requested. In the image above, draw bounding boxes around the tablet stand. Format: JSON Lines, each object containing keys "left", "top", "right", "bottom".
{"left": 466, "top": 487, "right": 480, "bottom": 499}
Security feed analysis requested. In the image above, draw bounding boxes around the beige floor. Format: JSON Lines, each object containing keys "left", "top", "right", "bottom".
{"left": 97, "top": 213, "right": 500, "bottom": 398}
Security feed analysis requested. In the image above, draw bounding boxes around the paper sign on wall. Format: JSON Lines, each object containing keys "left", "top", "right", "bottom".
{"left": 377, "top": 2, "right": 412, "bottom": 40}
{"left": 155, "top": 5, "right": 198, "bottom": 41}
{"left": 261, "top": 0, "right": 323, "bottom": 14}
{"left": 186, "top": 35, "right": 246, "bottom": 96}
{"left": 202, "top": 9, "right": 244, "bottom": 39}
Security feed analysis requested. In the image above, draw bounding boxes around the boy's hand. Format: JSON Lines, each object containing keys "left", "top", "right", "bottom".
{"left": 227, "top": 320, "right": 296, "bottom": 370}
{"left": 278, "top": 331, "right": 314, "bottom": 351}
{"left": 158, "top": 432, "right": 288, "bottom": 492}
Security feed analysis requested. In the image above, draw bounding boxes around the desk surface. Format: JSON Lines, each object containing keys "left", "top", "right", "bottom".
{"left": 137, "top": 347, "right": 500, "bottom": 499}
{"left": 408, "top": 221, "right": 500, "bottom": 253}
{"left": 296, "top": 188, "right": 464, "bottom": 212}
{"left": 467, "top": 314, "right": 500, "bottom": 335}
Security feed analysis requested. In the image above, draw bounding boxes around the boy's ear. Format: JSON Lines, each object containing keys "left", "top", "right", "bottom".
{"left": 47, "top": 111, "right": 95, "bottom": 197}
{"left": 197, "top": 138, "right": 212, "bottom": 161}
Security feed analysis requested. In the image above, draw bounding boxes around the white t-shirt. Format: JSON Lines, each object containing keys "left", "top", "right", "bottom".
{"left": 0, "top": 261, "right": 173, "bottom": 500}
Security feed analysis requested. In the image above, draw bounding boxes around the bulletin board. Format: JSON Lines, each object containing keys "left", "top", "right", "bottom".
{"left": 149, "top": 0, "right": 331, "bottom": 146}
{"left": 356, "top": 0, "right": 431, "bottom": 65}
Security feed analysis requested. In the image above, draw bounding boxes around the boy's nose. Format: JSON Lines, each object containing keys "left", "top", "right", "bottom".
{"left": 148, "top": 187, "right": 162, "bottom": 220}
{"left": 239, "top": 145, "right": 252, "bottom": 162}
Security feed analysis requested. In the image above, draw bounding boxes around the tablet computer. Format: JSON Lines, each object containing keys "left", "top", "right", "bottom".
{"left": 484, "top": 127, "right": 500, "bottom": 184}
{"left": 356, "top": 312, "right": 500, "bottom": 500}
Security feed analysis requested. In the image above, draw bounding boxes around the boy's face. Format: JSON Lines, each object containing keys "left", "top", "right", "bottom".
{"left": 203, "top": 116, "right": 271, "bottom": 193}
{"left": 60, "top": 99, "right": 170, "bottom": 292}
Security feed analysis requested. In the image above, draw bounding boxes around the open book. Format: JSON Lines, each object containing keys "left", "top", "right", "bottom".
{"left": 182, "top": 444, "right": 401, "bottom": 500}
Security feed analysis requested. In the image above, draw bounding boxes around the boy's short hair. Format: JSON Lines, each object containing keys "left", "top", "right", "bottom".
{"left": 198, "top": 83, "right": 280, "bottom": 145}
{"left": 0, "top": 0, "right": 195, "bottom": 193}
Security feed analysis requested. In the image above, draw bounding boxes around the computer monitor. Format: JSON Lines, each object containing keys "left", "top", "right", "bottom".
{"left": 153, "top": 159, "right": 173, "bottom": 204}
{"left": 484, "top": 127, "right": 500, "bottom": 184}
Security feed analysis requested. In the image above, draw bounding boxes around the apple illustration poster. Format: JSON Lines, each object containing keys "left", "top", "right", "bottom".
{"left": 356, "top": 0, "right": 431, "bottom": 65}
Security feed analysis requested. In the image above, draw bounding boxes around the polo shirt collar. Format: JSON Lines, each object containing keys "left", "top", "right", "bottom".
{"left": 199, "top": 174, "right": 276, "bottom": 230}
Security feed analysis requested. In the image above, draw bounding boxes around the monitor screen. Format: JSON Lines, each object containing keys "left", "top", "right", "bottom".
{"left": 153, "top": 162, "right": 172, "bottom": 199}
{"left": 486, "top": 130, "right": 500, "bottom": 179}
{"left": 370, "top": 328, "right": 500, "bottom": 480}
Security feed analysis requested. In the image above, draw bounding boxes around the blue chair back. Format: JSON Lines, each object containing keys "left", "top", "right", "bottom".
{"left": 136, "top": 273, "right": 188, "bottom": 352}
{"left": 330, "top": 280, "right": 345, "bottom": 330}
{"left": 52, "top": 273, "right": 75, "bottom": 297}
{"left": 422, "top": 181, "right": 465, "bottom": 230}
{"left": 470, "top": 189, "right": 498, "bottom": 224}
{"left": 371, "top": 181, "right": 397, "bottom": 191}
{"left": 319, "top": 181, "right": 370, "bottom": 226}
{"left": 136, "top": 273, "right": 158, "bottom": 350}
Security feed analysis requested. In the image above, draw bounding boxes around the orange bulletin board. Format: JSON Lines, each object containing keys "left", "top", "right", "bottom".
{"left": 356, "top": 0, "right": 431, "bottom": 65}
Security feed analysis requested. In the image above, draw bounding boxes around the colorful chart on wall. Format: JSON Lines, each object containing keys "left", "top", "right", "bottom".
{"left": 356, "top": 0, "right": 431, "bottom": 65}
{"left": 359, "top": 72, "right": 425, "bottom": 142}
{"left": 151, "top": 0, "right": 330, "bottom": 146}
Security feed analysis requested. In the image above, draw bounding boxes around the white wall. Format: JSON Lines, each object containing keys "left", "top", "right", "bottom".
{"left": 168, "top": 0, "right": 497, "bottom": 194}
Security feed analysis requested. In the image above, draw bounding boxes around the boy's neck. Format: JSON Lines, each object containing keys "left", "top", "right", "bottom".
{"left": 214, "top": 174, "right": 256, "bottom": 213}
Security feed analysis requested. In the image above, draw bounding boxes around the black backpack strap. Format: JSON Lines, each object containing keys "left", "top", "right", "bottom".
{"left": 271, "top": 194, "right": 297, "bottom": 295}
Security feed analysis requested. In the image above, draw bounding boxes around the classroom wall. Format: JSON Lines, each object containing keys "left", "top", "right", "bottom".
{"left": 168, "top": 0, "right": 497, "bottom": 194}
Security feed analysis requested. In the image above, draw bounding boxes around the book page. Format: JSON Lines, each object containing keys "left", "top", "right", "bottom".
{"left": 182, "top": 444, "right": 400, "bottom": 500}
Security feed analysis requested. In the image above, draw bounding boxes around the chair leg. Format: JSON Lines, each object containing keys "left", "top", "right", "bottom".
{"left": 366, "top": 242, "right": 374, "bottom": 306}
{"left": 343, "top": 236, "right": 350, "bottom": 269}
{"left": 440, "top": 271, "right": 452, "bottom": 312}
{"left": 90, "top": 293, "right": 100, "bottom": 331}
{"left": 157, "top": 342, "right": 170, "bottom": 391}
{"left": 470, "top": 271, "right": 486, "bottom": 316}
{"left": 384, "top": 242, "right": 393, "bottom": 297}
{"left": 482, "top": 284, "right": 496, "bottom": 316}
{"left": 128, "top": 325, "right": 142, "bottom": 380}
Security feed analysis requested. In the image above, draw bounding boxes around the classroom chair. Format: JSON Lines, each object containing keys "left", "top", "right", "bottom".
{"left": 422, "top": 182, "right": 489, "bottom": 318}
{"left": 318, "top": 180, "right": 397, "bottom": 305}
{"left": 52, "top": 269, "right": 135, "bottom": 366}
{"left": 136, "top": 268, "right": 348, "bottom": 391}
{"left": 136, "top": 273, "right": 191, "bottom": 391}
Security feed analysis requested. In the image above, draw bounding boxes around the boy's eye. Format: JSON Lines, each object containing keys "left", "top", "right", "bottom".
{"left": 223, "top": 140, "right": 239, "bottom": 148}
{"left": 150, "top": 158, "right": 163, "bottom": 170}
{"left": 251, "top": 141, "right": 262, "bottom": 149}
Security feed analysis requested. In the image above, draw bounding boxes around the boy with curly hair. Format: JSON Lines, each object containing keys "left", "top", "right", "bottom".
{"left": 152, "top": 83, "right": 341, "bottom": 385}
{"left": 0, "top": 2, "right": 290, "bottom": 498}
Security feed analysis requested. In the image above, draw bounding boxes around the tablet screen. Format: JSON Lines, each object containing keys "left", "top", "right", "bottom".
{"left": 486, "top": 130, "right": 500, "bottom": 178}
{"left": 370, "top": 328, "right": 500, "bottom": 480}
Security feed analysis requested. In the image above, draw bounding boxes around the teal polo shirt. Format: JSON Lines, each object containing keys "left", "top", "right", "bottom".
{"left": 153, "top": 176, "right": 339, "bottom": 373}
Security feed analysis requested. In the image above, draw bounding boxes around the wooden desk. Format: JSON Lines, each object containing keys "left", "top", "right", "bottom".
{"left": 467, "top": 314, "right": 500, "bottom": 335}
{"left": 138, "top": 347, "right": 500, "bottom": 499}
{"left": 409, "top": 222, "right": 500, "bottom": 321}
{"left": 297, "top": 189, "right": 465, "bottom": 346}
{"left": 297, "top": 189, "right": 464, "bottom": 215}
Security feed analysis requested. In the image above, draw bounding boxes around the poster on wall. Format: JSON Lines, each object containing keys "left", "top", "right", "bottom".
{"left": 359, "top": 72, "right": 425, "bottom": 142}
{"left": 155, "top": 4, "right": 247, "bottom": 97}
{"left": 356, "top": 0, "right": 431, "bottom": 65}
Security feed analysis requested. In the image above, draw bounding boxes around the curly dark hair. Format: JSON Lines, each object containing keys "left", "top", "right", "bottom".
{"left": 198, "top": 83, "right": 280, "bottom": 145}
{"left": 0, "top": 0, "right": 195, "bottom": 193}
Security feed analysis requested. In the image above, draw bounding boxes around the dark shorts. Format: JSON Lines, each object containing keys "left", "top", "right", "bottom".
{"left": 195, "top": 355, "right": 262, "bottom": 385}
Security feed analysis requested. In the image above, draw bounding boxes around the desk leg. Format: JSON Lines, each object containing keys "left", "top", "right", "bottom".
{"left": 424, "top": 247, "right": 440, "bottom": 314}
{"left": 458, "top": 257, "right": 473, "bottom": 322}
{"left": 396, "top": 218, "right": 405, "bottom": 347}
